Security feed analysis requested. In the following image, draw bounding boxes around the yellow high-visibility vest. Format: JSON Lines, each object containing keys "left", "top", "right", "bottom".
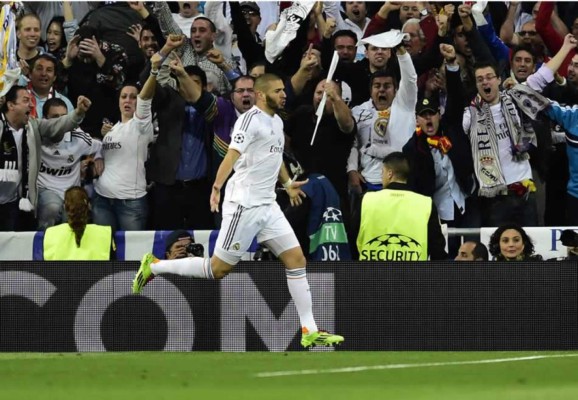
{"left": 44, "top": 223, "right": 112, "bottom": 261}
{"left": 357, "top": 189, "right": 431, "bottom": 261}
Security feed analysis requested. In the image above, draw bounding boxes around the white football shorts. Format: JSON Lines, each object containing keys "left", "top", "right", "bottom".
{"left": 214, "top": 200, "right": 299, "bottom": 265}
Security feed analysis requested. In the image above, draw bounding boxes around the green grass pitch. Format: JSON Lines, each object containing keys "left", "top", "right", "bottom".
{"left": 1, "top": 351, "right": 578, "bottom": 400}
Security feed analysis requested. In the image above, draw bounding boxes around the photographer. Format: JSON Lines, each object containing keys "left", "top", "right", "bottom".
{"left": 556, "top": 229, "right": 578, "bottom": 261}
{"left": 164, "top": 229, "right": 204, "bottom": 260}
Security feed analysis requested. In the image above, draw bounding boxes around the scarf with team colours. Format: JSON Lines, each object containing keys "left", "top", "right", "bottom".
{"left": 468, "top": 84, "right": 549, "bottom": 197}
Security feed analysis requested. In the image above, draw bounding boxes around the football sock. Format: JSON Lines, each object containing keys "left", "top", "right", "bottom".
{"left": 151, "top": 257, "right": 214, "bottom": 279}
{"left": 286, "top": 267, "right": 318, "bottom": 333}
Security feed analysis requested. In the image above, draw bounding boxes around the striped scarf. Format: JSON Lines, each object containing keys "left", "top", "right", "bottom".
{"left": 27, "top": 83, "right": 55, "bottom": 119}
{"left": 0, "top": 112, "right": 31, "bottom": 211}
{"left": 468, "top": 84, "right": 549, "bottom": 197}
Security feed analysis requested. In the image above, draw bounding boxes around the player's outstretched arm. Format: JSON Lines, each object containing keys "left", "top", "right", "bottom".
{"left": 210, "top": 148, "right": 241, "bottom": 213}
{"left": 279, "top": 163, "right": 308, "bottom": 207}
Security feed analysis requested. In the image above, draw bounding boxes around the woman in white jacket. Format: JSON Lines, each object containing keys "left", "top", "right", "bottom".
{"left": 92, "top": 53, "right": 161, "bottom": 231}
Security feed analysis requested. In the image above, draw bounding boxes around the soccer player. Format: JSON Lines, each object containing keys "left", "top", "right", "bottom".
{"left": 133, "top": 73, "right": 344, "bottom": 348}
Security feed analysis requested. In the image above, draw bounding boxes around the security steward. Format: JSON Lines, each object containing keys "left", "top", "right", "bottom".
{"left": 356, "top": 152, "right": 447, "bottom": 261}
{"left": 43, "top": 186, "right": 114, "bottom": 260}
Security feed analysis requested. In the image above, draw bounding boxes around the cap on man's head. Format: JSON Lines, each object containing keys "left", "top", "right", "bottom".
{"left": 240, "top": 1, "right": 260, "bottom": 14}
{"left": 416, "top": 96, "right": 440, "bottom": 116}
{"left": 165, "top": 230, "right": 193, "bottom": 253}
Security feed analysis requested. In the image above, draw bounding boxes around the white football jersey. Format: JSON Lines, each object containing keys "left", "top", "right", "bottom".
{"left": 225, "top": 106, "right": 284, "bottom": 208}
{"left": 38, "top": 130, "right": 103, "bottom": 199}
{"left": 94, "top": 97, "right": 153, "bottom": 199}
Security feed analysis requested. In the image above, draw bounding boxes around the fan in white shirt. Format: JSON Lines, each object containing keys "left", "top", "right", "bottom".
{"left": 91, "top": 52, "right": 160, "bottom": 231}
{"left": 37, "top": 98, "right": 103, "bottom": 230}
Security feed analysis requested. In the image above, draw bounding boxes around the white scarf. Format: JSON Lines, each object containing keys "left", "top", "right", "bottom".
{"left": 468, "top": 84, "right": 550, "bottom": 197}
{"left": 264, "top": 1, "right": 315, "bottom": 63}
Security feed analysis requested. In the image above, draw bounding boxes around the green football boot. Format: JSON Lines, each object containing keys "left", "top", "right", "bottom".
{"left": 132, "top": 253, "right": 157, "bottom": 294}
{"left": 301, "top": 329, "right": 345, "bottom": 348}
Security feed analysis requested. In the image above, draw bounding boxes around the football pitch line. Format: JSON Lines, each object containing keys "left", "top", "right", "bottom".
{"left": 255, "top": 353, "right": 578, "bottom": 378}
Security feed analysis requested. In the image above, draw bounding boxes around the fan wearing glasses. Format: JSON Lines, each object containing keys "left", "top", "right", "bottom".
{"left": 514, "top": 22, "right": 547, "bottom": 65}
{"left": 240, "top": 1, "right": 262, "bottom": 44}
{"left": 461, "top": 61, "right": 541, "bottom": 228}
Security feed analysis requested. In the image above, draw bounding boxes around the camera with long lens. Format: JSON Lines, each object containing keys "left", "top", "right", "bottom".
{"left": 185, "top": 242, "right": 205, "bottom": 257}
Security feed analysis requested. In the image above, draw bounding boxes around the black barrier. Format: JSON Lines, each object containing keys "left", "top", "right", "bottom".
{"left": 0, "top": 261, "right": 577, "bottom": 351}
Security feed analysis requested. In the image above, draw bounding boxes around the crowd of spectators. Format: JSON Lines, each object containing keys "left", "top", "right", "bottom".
{"left": 3, "top": 1, "right": 578, "bottom": 261}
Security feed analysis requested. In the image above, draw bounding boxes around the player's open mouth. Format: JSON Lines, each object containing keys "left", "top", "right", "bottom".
{"left": 378, "top": 95, "right": 387, "bottom": 102}
{"left": 483, "top": 87, "right": 491, "bottom": 94}
{"left": 242, "top": 99, "right": 250, "bottom": 106}
{"left": 352, "top": 9, "right": 360, "bottom": 16}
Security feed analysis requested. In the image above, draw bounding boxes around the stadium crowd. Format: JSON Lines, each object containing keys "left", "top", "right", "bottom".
{"left": 2, "top": 1, "right": 578, "bottom": 261}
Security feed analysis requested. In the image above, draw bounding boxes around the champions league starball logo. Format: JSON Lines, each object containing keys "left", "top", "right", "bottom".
{"left": 360, "top": 233, "right": 423, "bottom": 261}
{"left": 322, "top": 207, "right": 342, "bottom": 223}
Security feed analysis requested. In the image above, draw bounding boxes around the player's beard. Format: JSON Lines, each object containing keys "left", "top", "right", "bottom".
{"left": 266, "top": 94, "right": 283, "bottom": 112}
